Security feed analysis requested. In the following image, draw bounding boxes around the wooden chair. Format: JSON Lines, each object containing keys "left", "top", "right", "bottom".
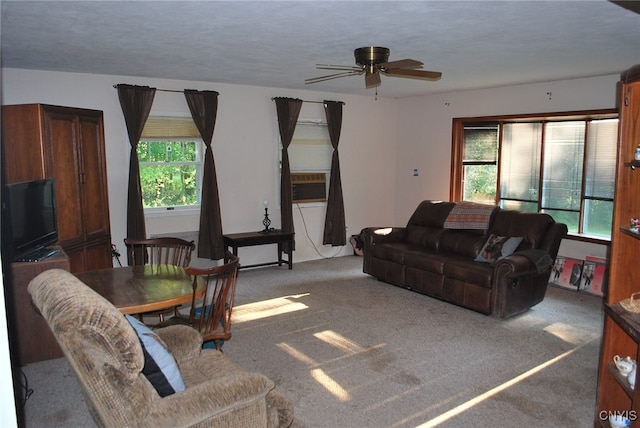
{"left": 124, "top": 237, "right": 196, "bottom": 323}
{"left": 124, "top": 237, "right": 195, "bottom": 267}
{"left": 157, "top": 252, "right": 239, "bottom": 351}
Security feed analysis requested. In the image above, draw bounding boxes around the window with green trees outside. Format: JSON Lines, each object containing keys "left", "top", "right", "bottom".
{"left": 451, "top": 110, "right": 618, "bottom": 240}
{"left": 138, "top": 117, "right": 203, "bottom": 209}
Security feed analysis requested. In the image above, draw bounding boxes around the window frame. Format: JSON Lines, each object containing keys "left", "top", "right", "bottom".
{"left": 280, "top": 118, "right": 332, "bottom": 205}
{"left": 137, "top": 115, "right": 205, "bottom": 212}
{"left": 450, "top": 109, "right": 618, "bottom": 244}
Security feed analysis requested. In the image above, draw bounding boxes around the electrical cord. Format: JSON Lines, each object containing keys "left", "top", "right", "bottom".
{"left": 295, "top": 203, "right": 344, "bottom": 259}
{"left": 18, "top": 367, "right": 33, "bottom": 409}
{"left": 111, "top": 244, "right": 122, "bottom": 267}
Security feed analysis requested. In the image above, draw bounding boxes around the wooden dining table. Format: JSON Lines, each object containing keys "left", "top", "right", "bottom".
{"left": 75, "top": 264, "right": 203, "bottom": 315}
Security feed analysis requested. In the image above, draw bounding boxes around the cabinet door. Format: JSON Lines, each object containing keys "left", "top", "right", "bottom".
{"left": 1, "top": 104, "right": 47, "bottom": 182}
{"left": 42, "top": 107, "right": 85, "bottom": 247}
{"left": 77, "top": 111, "right": 111, "bottom": 240}
{"left": 65, "top": 238, "right": 112, "bottom": 273}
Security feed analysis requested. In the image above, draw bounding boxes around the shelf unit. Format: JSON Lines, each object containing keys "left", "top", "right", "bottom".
{"left": 595, "top": 65, "right": 640, "bottom": 425}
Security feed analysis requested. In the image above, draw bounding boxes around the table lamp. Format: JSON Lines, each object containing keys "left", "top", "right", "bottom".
{"left": 261, "top": 199, "right": 272, "bottom": 233}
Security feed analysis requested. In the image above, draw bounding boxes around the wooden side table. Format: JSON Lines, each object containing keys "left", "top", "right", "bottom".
{"left": 223, "top": 230, "right": 294, "bottom": 270}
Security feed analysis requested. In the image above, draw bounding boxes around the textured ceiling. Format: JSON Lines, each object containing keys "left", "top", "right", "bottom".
{"left": 2, "top": 1, "right": 639, "bottom": 98}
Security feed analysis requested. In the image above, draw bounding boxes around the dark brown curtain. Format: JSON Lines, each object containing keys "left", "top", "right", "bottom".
{"left": 322, "top": 100, "right": 346, "bottom": 246}
{"left": 274, "top": 97, "right": 303, "bottom": 251}
{"left": 117, "top": 84, "right": 156, "bottom": 265}
{"left": 184, "top": 90, "right": 224, "bottom": 260}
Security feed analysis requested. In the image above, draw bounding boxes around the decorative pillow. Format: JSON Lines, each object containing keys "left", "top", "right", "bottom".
{"left": 475, "top": 234, "right": 523, "bottom": 263}
{"left": 125, "top": 315, "right": 185, "bottom": 397}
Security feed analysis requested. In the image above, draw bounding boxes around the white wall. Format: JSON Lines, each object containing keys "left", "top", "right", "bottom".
{"left": 1, "top": 68, "right": 398, "bottom": 266}
{"left": 394, "top": 74, "right": 619, "bottom": 260}
{"left": 1, "top": 68, "right": 618, "bottom": 262}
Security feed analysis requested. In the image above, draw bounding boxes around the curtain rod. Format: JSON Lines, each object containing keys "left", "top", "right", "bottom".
{"left": 112, "top": 86, "right": 344, "bottom": 103}
{"left": 271, "top": 97, "right": 345, "bottom": 105}
{"left": 112, "top": 85, "right": 207, "bottom": 94}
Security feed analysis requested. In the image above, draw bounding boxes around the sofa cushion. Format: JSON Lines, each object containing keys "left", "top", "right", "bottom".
{"left": 407, "top": 200, "right": 456, "bottom": 228}
{"left": 474, "top": 234, "right": 523, "bottom": 263}
{"left": 370, "top": 242, "right": 416, "bottom": 264}
{"left": 439, "top": 229, "right": 487, "bottom": 258}
{"left": 125, "top": 315, "right": 186, "bottom": 397}
{"left": 489, "top": 210, "right": 554, "bottom": 249}
{"left": 404, "top": 249, "right": 446, "bottom": 274}
{"left": 405, "top": 225, "right": 445, "bottom": 250}
{"left": 442, "top": 256, "right": 494, "bottom": 289}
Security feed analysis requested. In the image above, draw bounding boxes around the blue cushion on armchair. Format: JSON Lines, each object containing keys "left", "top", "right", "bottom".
{"left": 125, "top": 315, "right": 185, "bottom": 397}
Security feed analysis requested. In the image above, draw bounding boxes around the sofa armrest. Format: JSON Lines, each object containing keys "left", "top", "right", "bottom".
{"left": 493, "top": 254, "right": 541, "bottom": 277}
{"left": 492, "top": 254, "right": 552, "bottom": 318}
{"left": 360, "top": 227, "right": 407, "bottom": 246}
{"left": 155, "top": 325, "right": 203, "bottom": 363}
{"left": 360, "top": 227, "right": 407, "bottom": 274}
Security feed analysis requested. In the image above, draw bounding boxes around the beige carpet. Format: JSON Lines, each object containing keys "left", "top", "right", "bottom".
{"left": 20, "top": 255, "right": 603, "bottom": 427}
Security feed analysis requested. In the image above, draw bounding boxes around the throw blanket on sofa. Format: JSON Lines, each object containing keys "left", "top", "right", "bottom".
{"left": 443, "top": 201, "right": 497, "bottom": 230}
{"left": 514, "top": 248, "right": 554, "bottom": 273}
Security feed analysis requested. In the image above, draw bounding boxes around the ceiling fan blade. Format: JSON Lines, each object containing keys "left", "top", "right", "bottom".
{"left": 315, "top": 64, "right": 362, "bottom": 71}
{"left": 305, "top": 70, "right": 363, "bottom": 84}
{"left": 365, "top": 72, "right": 381, "bottom": 89}
{"left": 380, "top": 59, "right": 423, "bottom": 70}
{"left": 385, "top": 68, "right": 442, "bottom": 81}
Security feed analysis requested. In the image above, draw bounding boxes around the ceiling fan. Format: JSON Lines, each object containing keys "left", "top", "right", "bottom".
{"left": 305, "top": 46, "right": 442, "bottom": 89}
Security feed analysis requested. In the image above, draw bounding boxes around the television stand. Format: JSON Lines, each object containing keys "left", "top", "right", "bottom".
{"left": 9, "top": 246, "right": 69, "bottom": 366}
{"left": 17, "top": 246, "right": 59, "bottom": 262}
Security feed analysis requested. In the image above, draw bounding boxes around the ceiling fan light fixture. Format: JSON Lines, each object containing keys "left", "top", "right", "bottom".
{"left": 354, "top": 46, "right": 390, "bottom": 67}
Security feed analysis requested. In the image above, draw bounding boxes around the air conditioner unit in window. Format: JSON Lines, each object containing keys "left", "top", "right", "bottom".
{"left": 291, "top": 172, "right": 327, "bottom": 203}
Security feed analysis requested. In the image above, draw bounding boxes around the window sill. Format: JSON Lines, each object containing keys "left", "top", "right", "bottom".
{"left": 294, "top": 201, "right": 327, "bottom": 209}
{"left": 565, "top": 232, "right": 611, "bottom": 246}
{"left": 144, "top": 206, "right": 200, "bottom": 218}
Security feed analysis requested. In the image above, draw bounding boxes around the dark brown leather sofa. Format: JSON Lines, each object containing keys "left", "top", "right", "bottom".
{"left": 361, "top": 200, "right": 568, "bottom": 318}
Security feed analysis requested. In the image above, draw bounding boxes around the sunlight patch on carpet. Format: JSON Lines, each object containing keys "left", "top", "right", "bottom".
{"left": 543, "top": 321, "right": 598, "bottom": 345}
{"left": 313, "top": 330, "right": 367, "bottom": 354}
{"left": 311, "top": 368, "right": 350, "bottom": 402}
{"left": 277, "top": 342, "right": 351, "bottom": 401}
{"left": 277, "top": 342, "right": 319, "bottom": 366}
{"left": 232, "top": 293, "right": 309, "bottom": 323}
{"left": 412, "top": 344, "right": 586, "bottom": 427}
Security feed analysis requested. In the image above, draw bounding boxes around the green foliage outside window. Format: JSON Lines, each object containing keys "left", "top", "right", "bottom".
{"left": 463, "top": 164, "right": 497, "bottom": 204}
{"left": 460, "top": 116, "right": 617, "bottom": 239}
{"left": 137, "top": 140, "right": 200, "bottom": 208}
{"left": 462, "top": 126, "right": 498, "bottom": 204}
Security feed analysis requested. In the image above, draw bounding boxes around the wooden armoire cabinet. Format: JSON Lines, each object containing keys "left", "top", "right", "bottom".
{"left": 2, "top": 104, "right": 112, "bottom": 273}
{"left": 595, "top": 65, "right": 640, "bottom": 425}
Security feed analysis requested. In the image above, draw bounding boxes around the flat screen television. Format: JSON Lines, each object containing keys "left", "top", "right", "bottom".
{"left": 2, "top": 178, "right": 59, "bottom": 261}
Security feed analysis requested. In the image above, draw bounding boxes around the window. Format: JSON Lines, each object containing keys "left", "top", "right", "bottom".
{"left": 287, "top": 120, "right": 332, "bottom": 172}
{"left": 138, "top": 116, "right": 203, "bottom": 209}
{"left": 281, "top": 120, "right": 332, "bottom": 203}
{"left": 451, "top": 110, "right": 618, "bottom": 240}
